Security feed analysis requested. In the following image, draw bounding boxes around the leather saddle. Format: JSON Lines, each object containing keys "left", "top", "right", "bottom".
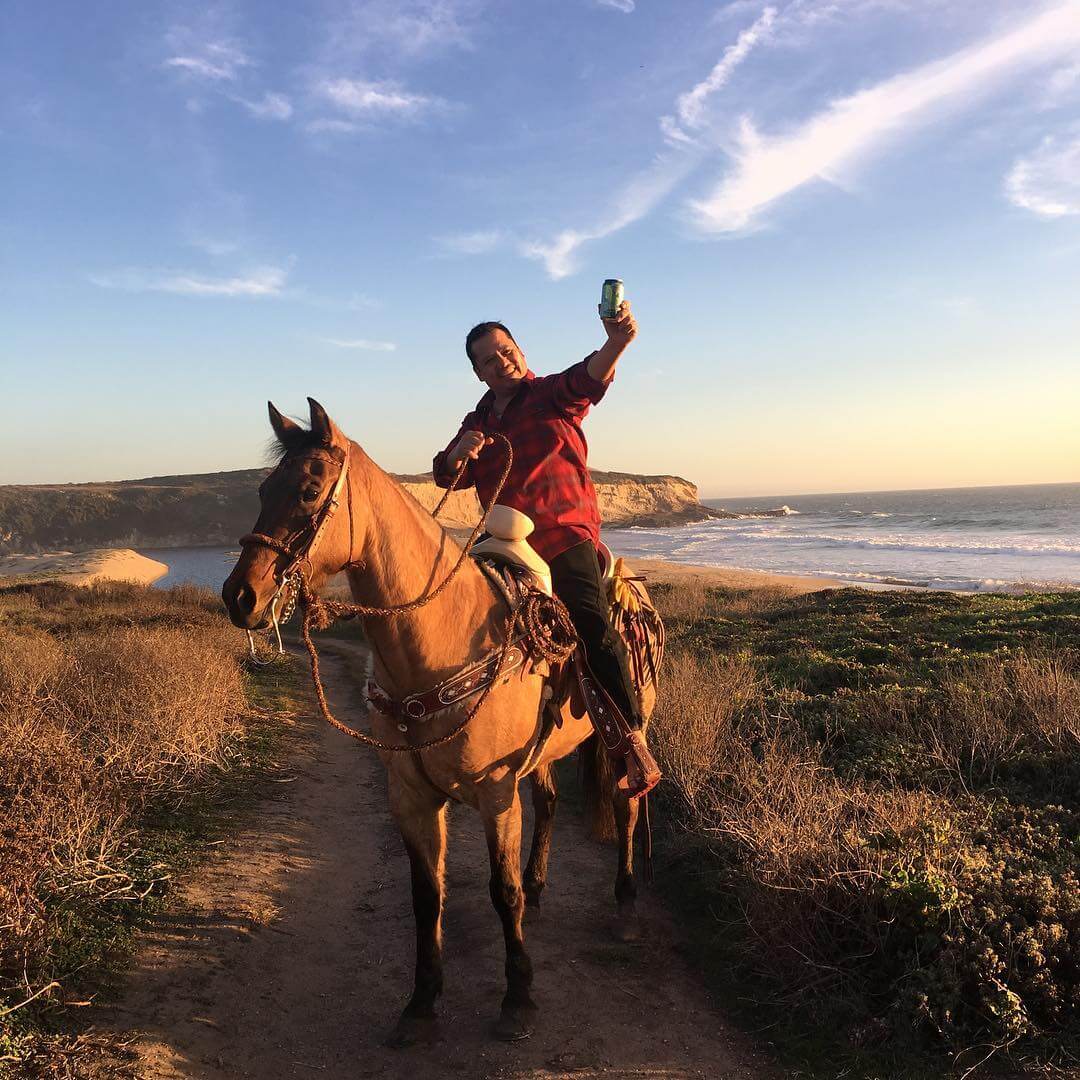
{"left": 471, "top": 506, "right": 662, "bottom": 798}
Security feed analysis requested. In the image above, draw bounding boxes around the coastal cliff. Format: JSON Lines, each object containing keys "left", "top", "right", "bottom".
{"left": 396, "top": 469, "right": 730, "bottom": 530}
{"left": 0, "top": 467, "right": 734, "bottom": 554}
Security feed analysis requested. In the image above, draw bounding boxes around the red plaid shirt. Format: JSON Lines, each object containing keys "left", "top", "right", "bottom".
{"left": 433, "top": 356, "right": 610, "bottom": 562}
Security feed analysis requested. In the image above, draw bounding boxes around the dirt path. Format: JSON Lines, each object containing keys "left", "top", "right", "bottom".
{"left": 96, "top": 647, "right": 776, "bottom": 1079}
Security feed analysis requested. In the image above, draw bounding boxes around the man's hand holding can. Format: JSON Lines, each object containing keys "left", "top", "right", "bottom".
{"left": 600, "top": 299, "right": 637, "bottom": 348}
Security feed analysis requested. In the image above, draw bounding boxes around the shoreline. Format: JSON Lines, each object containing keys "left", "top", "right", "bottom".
{"left": 621, "top": 557, "right": 1078, "bottom": 595}
{"left": 1, "top": 545, "right": 1072, "bottom": 596}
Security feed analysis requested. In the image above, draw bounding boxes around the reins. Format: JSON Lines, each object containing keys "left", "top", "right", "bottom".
{"left": 241, "top": 433, "right": 576, "bottom": 753}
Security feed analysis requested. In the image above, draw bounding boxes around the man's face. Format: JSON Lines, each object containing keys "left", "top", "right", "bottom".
{"left": 470, "top": 329, "right": 527, "bottom": 392}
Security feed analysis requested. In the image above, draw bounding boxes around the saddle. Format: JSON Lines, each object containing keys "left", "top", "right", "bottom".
{"left": 473, "top": 507, "right": 662, "bottom": 798}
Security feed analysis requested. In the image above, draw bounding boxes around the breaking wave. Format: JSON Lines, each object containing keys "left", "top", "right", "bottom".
{"left": 606, "top": 483, "right": 1080, "bottom": 592}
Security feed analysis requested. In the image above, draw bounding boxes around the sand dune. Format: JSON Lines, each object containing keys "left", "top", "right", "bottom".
{"left": 0, "top": 548, "right": 168, "bottom": 587}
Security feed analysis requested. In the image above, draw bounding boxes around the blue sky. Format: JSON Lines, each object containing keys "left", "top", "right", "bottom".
{"left": 3, "top": 0, "right": 1079, "bottom": 497}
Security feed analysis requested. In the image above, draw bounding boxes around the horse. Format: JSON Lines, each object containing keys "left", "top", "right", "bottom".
{"left": 221, "top": 398, "right": 655, "bottom": 1046}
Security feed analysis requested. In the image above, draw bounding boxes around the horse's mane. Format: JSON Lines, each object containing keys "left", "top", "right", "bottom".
{"left": 265, "top": 428, "right": 345, "bottom": 467}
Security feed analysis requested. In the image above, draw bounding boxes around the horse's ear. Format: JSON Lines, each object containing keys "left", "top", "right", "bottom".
{"left": 268, "top": 401, "right": 304, "bottom": 449}
{"left": 307, "top": 397, "right": 341, "bottom": 447}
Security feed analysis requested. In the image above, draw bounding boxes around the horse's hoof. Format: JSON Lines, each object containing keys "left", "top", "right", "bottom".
{"left": 611, "top": 914, "right": 644, "bottom": 943}
{"left": 492, "top": 1003, "right": 536, "bottom": 1042}
{"left": 385, "top": 1014, "right": 442, "bottom": 1049}
{"left": 524, "top": 884, "right": 543, "bottom": 909}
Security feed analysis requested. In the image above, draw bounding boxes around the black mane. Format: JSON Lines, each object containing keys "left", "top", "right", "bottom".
{"left": 264, "top": 426, "right": 341, "bottom": 467}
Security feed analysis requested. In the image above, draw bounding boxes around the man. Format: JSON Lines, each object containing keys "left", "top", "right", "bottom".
{"left": 432, "top": 299, "right": 647, "bottom": 747}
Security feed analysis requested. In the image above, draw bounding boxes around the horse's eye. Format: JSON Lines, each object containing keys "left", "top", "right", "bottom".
{"left": 302, "top": 486, "right": 320, "bottom": 502}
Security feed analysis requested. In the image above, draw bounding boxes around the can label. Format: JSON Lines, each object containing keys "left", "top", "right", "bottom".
{"left": 600, "top": 279, "right": 624, "bottom": 319}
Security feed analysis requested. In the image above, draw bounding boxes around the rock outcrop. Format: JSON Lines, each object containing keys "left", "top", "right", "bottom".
{"left": 0, "top": 467, "right": 732, "bottom": 554}
{"left": 396, "top": 468, "right": 731, "bottom": 530}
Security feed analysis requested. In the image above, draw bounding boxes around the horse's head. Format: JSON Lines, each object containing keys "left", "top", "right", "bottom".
{"left": 222, "top": 398, "right": 356, "bottom": 630}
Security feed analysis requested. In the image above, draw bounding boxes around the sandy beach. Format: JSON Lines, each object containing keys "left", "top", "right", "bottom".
{"left": 0, "top": 545, "right": 846, "bottom": 596}
{"left": 0, "top": 548, "right": 169, "bottom": 587}
{"left": 624, "top": 557, "right": 844, "bottom": 593}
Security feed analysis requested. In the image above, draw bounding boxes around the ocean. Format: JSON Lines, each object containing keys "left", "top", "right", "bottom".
{"left": 601, "top": 482, "right": 1080, "bottom": 592}
{"left": 143, "top": 482, "right": 1080, "bottom": 594}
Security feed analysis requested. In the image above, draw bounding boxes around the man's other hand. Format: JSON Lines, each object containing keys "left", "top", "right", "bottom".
{"left": 599, "top": 299, "right": 637, "bottom": 348}
{"left": 449, "top": 430, "right": 492, "bottom": 470}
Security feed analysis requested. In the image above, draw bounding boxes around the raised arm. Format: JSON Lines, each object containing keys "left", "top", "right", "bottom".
{"left": 586, "top": 299, "right": 637, "bottom": 385}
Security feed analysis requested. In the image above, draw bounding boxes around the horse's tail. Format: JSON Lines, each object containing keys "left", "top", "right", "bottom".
{"left": 580, "top": 734, "right": 617, "bottom": 842}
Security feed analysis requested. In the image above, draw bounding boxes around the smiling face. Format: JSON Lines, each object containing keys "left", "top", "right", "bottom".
{"left": 469, "top": 328, "right": 528, "bottom": 393}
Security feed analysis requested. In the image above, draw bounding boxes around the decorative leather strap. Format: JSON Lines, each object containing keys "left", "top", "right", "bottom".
{"left": 573, "top": 652, "right": 661, "bottom": 799}
{"left": 367, "top": 640, "right": 529, "bottom": 725}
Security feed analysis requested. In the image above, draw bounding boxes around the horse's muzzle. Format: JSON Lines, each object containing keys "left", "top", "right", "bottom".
{"left": 221, "top": 572, "right": 273, "bottom": 630}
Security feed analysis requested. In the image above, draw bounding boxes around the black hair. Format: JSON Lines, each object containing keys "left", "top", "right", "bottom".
{"left": 465, "top": 321, "right": 517, "bottom": 364}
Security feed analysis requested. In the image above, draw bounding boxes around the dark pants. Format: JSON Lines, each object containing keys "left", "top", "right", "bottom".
{"left": 549, "top": 541, "right": 642, "bottom": 729}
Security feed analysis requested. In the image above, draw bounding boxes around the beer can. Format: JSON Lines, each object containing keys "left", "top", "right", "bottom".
{"left": 600, "top": 278, "right": 624, "bottom": 320}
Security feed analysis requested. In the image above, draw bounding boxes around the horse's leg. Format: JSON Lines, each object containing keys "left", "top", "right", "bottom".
{"left": 523, "top": 763, "right": 558, "bottom": 913}
{"left": 611, "top": 789, "right": 643, "bottom": 943}
{"left": 386, "top": 776, "right": 448, "bottom": 1048}
{"left": 482, "top": 786, "right": 537, "bottom": 1041}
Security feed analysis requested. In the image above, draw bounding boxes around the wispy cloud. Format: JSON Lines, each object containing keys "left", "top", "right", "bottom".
{"left": 164, "top": 41, "right": 251, "bottom": 82}
{"left": 435, "top": 230, "right": 505, "bottom": 255}
{"left": 326, "top": 0, "right": 479, "bottom": 62}
{"left": 236, "top": 92, "right": 293, "bottom": 120}
{"left": 185, "top": 233, "right": 241, "bottom": 257}
{"left": 523, "top": 4, "right": 778, "bottom": 276}
{"left": 690, "top": 2, "right": 1080, "bottom": 233}
{"left": 306, "top": 117, "right": 360, "bottom": 135}
{"left": 1044, "top": 60, "right": 1080, "bottom": 104}
{"left": 522, "top": 155, "right": 697, "bottom": 279}
{"left": 317, "top": 77, "right": 447, "bottom": 119}
{"left": 596, "top": 0, "right": 636, "bottom": 12}
{"left": 713, "top": 0, "right": 768, "bottom": 22}
{"left": 662, "top": 6, "right": 776, "bottom": 143}
{"left": 1005, "top": 131, "right": 1080, "bottom": 217}
{"left": 323, "top": 338, "right": 398, "bottom": 351}
{"left": 288, "top": 289, "right": 384, "bottom": 312}
{"left": 89, "top": 265, "right": 289, "bottom": 297}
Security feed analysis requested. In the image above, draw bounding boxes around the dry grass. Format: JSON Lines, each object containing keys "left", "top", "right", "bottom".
{"left": 844, "top": 650, "right": 1080, "bottom": 790}
{"left": 649, "top": 579, "right": 1080, "bottom": 1058}
{"left": 650, "top": 579, "right": 802, "bottom": 623}
{"left": 651, "top": 648, "right": 946, "bottom": 991}
{"left": 929, "top": 651, "right": 1080, "bottom": 785}
{"left": 0, "top": 582, "right": 250, "bottom": 1040}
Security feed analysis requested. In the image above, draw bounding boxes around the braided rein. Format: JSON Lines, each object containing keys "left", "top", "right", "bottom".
{"left": 241, "top": 433, "right": 574, "bottom": 753}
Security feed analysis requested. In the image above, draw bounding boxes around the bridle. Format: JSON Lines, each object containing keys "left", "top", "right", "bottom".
{"left": 238, "top": 444, "right": 353, "bottom": 665}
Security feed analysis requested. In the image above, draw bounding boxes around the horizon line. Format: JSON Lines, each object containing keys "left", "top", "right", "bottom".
{"left": 703, "top": 478, "right": 1080, "bottom": 503}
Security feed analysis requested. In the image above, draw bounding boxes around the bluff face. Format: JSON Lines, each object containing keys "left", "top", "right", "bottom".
{"left": 0, "top": 468, "right": 732, "bottom": 554}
